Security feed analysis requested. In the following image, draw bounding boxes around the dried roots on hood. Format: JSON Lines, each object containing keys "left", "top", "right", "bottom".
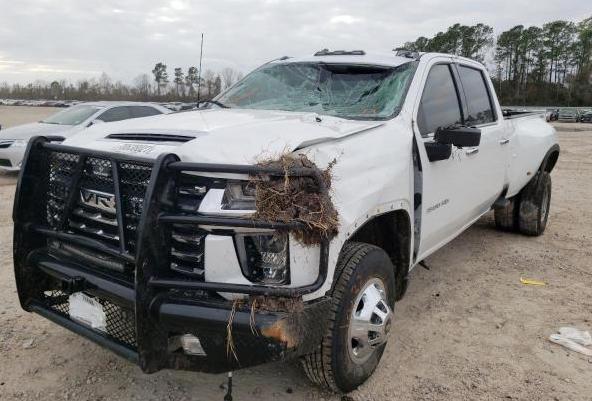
{"left": 252, "top": 154, "right": 338, "bottom": 246}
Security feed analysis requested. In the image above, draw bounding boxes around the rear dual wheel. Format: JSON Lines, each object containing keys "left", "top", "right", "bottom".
{"left": 494, "top": 171, "right": 552, "bottom": 236}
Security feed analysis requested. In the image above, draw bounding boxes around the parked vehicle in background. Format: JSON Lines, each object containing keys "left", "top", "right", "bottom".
{"left": 0, "top": 101, "right": 170, "bottom": 171}
{"left": 558, "top": 108, "right": 579, "bottom": 122}
{"left": 12, "top": 50, "right": 559, "bottom": 393}
{"left": 546, "top": 108, "right": 559, "bottom": 122}
{"left": 580, "top": 110, "right": 592, "bottom": 123}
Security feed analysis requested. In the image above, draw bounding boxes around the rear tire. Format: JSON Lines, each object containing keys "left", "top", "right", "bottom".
{"left": 301, "top": 242, "right": 395, "bottom": 393}
{"left": 494, "top": 197, "right": 519, "bottom": 231}
{"left": 518, "top": 172, "right": 552, "bottom": 236}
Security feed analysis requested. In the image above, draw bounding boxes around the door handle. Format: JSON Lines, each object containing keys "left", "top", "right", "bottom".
{"left": 499, "top": 138, "right": 510, "bottom": 145}
{"left": 465, "top": 147, "right": 479, "bottom": 156}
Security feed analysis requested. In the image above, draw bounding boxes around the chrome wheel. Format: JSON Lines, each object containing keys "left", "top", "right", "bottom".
{"left": 348, "top": 278, "right": 392, "bottom": 364}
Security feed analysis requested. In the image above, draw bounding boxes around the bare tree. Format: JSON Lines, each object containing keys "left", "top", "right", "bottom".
{"left": 203, "top": 69, "right": 216, "bottom": 98}
{"left": 221, "top": 67, "right": 238, "bottom": 89}
{"left": 98, "top": 72, "right": 113, "bottom": 96}
{"left": 133, "top": 74, "right": 152, "bottom": 99}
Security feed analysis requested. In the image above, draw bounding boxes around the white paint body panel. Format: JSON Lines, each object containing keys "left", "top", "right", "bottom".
{"left": 58, "top": 53, "right": 558, "bottom": 301}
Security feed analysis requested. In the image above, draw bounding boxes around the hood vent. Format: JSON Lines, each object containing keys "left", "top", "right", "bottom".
{"left": 106, "top": 133, "right": 195, "bottom": 143}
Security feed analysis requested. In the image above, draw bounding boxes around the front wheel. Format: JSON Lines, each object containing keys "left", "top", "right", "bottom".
{"left": 301, "top": 242, "right": 395, "bottom": 393}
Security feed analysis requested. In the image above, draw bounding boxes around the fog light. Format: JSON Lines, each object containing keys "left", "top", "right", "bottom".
{"left": 235, "top": 233, "right": 289, "bottom": 285}
{"left": 180, "top": 334, "right": 206, "bottom": 356}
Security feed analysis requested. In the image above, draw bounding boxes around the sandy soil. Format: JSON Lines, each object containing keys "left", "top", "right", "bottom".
{"left": 0, "top": 106, "right": 57, "bottom": 186}
{"left": 0, "top": 108, "right": 591, "bottom": 401}
{"left": 0, "top": 105, "right": 58, "bottom": 129}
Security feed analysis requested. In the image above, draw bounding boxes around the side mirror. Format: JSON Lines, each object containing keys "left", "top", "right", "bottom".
{"left": 434, "top": 126, "right": 481, "bottom": 148}
{"left": 88, "top": 119, "right": 105, "bottom": 127}
{"left": 424, "top": 126, "right": 481, "bottom": 162}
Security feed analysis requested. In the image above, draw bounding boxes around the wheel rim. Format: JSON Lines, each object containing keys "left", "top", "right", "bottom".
{"left": 541, "top": 184, "right": 550, "bottom": 223}
{"left": 348, "top": 278, "right": 392, "bottom": 365}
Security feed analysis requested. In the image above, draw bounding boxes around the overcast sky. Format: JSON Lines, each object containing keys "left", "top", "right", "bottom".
{"left": 0, "top": 0, "right": 589, "bottom": 84}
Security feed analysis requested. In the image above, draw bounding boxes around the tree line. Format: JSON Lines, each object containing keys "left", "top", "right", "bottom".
{"left": 2, "top": 16, "right": 591, "bottom": 106}
{"left": 0, "top": 64, "right": 243, "bottom": 103}
{"left": 399, "top": 16, "right": 592, "bottom": 106}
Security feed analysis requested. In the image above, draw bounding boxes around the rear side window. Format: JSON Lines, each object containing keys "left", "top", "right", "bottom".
{"left": 417, "top": 64, "right": 462, "bottom": 136}
{"left": 97, "top": 107, "right": 131, "bottom": 122}
{"left": 129, "top": 106, "right": 162, "bottom": 118}
{"left": 458, "top": 66, "right": 495, "bottom": 125}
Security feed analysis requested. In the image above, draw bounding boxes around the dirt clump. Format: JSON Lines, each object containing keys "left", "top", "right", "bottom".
{"left": 252, "top": 154, "right": 338, "bottom": 245}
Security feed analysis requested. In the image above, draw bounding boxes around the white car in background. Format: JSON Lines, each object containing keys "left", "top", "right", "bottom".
{"left": 0, "top": 101, "right": 170, "bottom": 171}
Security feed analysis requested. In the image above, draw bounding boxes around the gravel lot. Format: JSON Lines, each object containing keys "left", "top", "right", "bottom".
{"left": 1, "top": 107, "right": 591, "bottom": 401}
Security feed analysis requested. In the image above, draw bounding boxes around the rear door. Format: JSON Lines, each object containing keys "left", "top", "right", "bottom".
{"left": 455, "top": 63, "right": 506, "bottom": 206}
{"left": 413, "top": 60, "right": 505, "bottom": 259}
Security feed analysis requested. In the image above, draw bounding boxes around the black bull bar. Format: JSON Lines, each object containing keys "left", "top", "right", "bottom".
{"left": 12, "top": 136, "right": 331, "bottom": 373}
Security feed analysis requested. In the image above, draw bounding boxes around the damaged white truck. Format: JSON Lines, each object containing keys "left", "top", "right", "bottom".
{"left": 13, "top": 50, "right": 559, "bottom": 392}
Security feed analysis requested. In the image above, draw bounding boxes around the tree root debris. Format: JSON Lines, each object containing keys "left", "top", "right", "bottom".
{"left": 251, "top": 154, "right": 339, "bottom": 245}
{"left": 225, "top": 296, "right": 306, "bottom": 363}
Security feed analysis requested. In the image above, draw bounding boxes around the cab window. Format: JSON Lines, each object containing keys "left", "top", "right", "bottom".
{"left": 457, "top": 65, "right": 496, "bottom": 125}
{"left": 97, "top": 107, "right": 131, "bottom": 123}
{"left": 129, "top": 106, "right": 162, "bottom": 118}
{"left": 417, "top": 64, "right": 463, "bottom": 136}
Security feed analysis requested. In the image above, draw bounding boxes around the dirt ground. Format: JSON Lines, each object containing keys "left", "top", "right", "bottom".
{"left": 0, "top": 107, "right": 591, "bottom": 401}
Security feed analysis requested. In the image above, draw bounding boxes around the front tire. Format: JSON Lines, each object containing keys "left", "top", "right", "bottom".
{"left": 301, "top": 242, "right": 395, "bottom": 393}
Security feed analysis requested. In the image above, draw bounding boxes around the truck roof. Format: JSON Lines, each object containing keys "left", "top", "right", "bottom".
{"left": 274, "top": 52, "right": 416, "bottom": 68}
{"left": 273, "top": 51, "right": 484, "bottom": 69}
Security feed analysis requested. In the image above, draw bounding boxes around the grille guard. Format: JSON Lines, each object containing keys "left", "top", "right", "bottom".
{"left": 13, "top": 136, "right": 331, "bottom": 372}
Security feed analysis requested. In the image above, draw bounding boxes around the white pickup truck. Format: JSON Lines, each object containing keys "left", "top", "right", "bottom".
{"left": 13, "top": 50, "right": 559, "bottom": 393}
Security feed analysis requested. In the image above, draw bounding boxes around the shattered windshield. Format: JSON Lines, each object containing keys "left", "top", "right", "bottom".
{"left": 216, "top": 61, "right": 417, "bottom": 120}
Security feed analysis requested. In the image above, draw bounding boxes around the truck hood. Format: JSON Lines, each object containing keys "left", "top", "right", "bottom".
{"left": 64, "top": 109, "right": 384, "bottom": 164}
{"left": 0, "top": 122, "right": 81, "bottom": 140}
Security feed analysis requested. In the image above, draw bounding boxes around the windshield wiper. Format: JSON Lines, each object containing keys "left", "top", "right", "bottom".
{"left": 199, "top": 100, "right": 230, "bottom": 109}
{"left": 40, "top": 121, "right": 60, "bottom": 124}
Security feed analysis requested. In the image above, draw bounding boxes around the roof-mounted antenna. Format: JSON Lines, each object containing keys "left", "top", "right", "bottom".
{"left": 196, "top": 33, "right": 204, "bottom": 107}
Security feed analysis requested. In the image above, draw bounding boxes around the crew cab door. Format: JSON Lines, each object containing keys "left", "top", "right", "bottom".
{"left": 413, "top": 60, "right": 505, "bottom": 260}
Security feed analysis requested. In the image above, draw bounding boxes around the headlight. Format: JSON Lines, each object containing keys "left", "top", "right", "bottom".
{"left": 222, "top": 181, "right": 256, "bottom": 210}
{"left": 11, "top": 139, "right": 28, "bottom": 147}
{"left": 235, "top": 233, "right": 289, "bottom": 285}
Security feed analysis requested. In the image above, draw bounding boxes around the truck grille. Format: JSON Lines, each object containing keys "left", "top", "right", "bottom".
{"left": 170, "top": 224, "right": 206, "bottom": 278}
{"left": 46, "top": 151, "right": 152, "bottom": 277}
{"left": 169, "top": 174, "right": 217, "bottom": 279}
{"left": 40, "top": 149, "right": 214, "bottom": 282}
